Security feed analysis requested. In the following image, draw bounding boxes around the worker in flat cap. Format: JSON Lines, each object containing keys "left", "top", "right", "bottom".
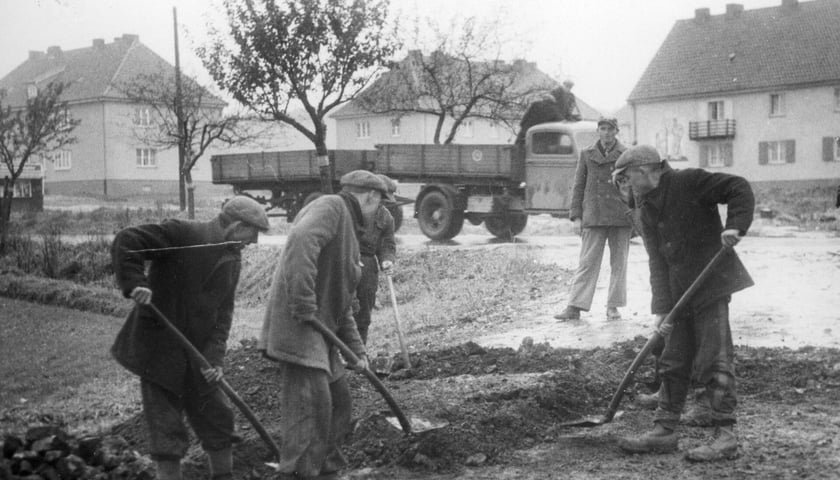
{"left": 555, "top": 116, "right": 632, "bottom": 322}
{"left": 353, "top": 174, "right": 398, "bottom": 344}
{"left": 613, "top": 145, "right": 755, "bottom": 462}
{"left": 111, "top": 195, "right": 269, "bottom": 480}
{"left": 259, "top": 169, "right": 389, "bottom": 480}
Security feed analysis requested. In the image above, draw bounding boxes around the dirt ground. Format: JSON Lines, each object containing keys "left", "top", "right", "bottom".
{"left": 106, "top": 221, "right": 840, "bottom": 480}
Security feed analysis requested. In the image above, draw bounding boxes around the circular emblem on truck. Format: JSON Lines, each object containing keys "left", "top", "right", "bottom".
{"left": 471, "top": 149, "right": 483, "bottom": 162}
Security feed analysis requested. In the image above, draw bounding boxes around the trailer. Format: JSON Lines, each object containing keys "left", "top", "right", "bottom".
{"left": 210, "top": 120, "right": 600, "bottom": 240}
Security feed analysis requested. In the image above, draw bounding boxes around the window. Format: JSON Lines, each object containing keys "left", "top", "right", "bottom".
{"left": 27, "top": 85, "right": 38, "bottom": 99}
{"left": 769, "top": 93, "right": 785, "bottom": 116}
{"left": 13, "top": 180, "right": 33, "bottom": 198}
{"left": 355, "top": 121, "right": 370, "bottom": 139}
{"left": 699, "top": 143, "right": 732, "bottom": 168}
{"left": 834, "top": 88, "right": 840, "bottom": 112}
{"left": 136, "top": 148, "right": 157, "bottom": 167}
{"left": 390, "top": 118, "right": 401, "bottom": 137}
{"left": 133, "top": 107, "right": 152, "bottom": 126}
{"left": 707, "top": 101, "right": 725, "bottom": 120}
{"left": 532, "top": 132, "right": 574, "bottom": 155}
{"left": 461, "top": 120, "right": 474, "bottom": 138}
{"left": 51, "top": 150, "right": 72, "bottom": 170}
{"left": 759, "top": 140, "right": 795, "bottom": 165}
{"left": 56, "top": 107, "right": 71, "bottom": 131}
{"left": 490, "top": 122, "right": 500, "bottom": 139}
{"left": 823, "top": 137, "right": 840, "bottom": 162}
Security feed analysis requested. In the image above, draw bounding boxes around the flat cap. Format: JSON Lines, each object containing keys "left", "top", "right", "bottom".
{"left": 222, "top": 196, "right": 270, "bottom": 231}
{"left": 597, "top": 116, "right": 619, "bottom": 130}
{"left": 377, "top": 174, "right": 397, "bottom": 193}
{"left": 613, "top": 145, "right": 662, "bottom": 176}
{"left": 341, "top": 170, "right": 395, "bottom": 202}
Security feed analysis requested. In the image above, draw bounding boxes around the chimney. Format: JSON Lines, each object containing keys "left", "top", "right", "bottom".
{"left": 782, "top": 0, "right": 798, "bottom": 8}
{"left": 725, "top": 3, "right": 744, "bottom": 17}
{"left": 46, "top": 46, "right": 63, "bottom": 60}
{"left": 92, "top": 38, "right": 105, "bottom": 49}
{"left": 121, "top": 33, "right": 139, "bottom": 44}
{"left": 695, "top": 7, "right": 711, "bottom": 21}
{"left": 28, "top": 50, "right": 45, "bottom": 60}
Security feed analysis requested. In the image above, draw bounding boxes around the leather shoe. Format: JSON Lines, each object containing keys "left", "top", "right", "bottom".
{"left": 685, "top": 426, "right": 738, "bottom": 461}
{"left": 606, "top": 307, "right": 621, "bottom": 320}
{"left": 554, "top": 306, "right": 581, "bottom": 321}
{"left": 618, "top": 430, "right": 678, "bottom": 454}
{"left": 635, "top": 391, "right": 659, "bottom": 410}
{"left": 680, "top": 404, "right": 714, "bottom": 426}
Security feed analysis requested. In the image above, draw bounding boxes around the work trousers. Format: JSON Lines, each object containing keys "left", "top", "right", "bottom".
{"left": 654, "top": 298, "right": 737, "bottom": 430}
{"left": 276, "top": 361, "right": 352, "bottom": 478}
{"left": 140, "top": 379, "right": 235, "bottom": 461}
{"left": 354, "top": 255, "right": 379, "bottom": 344}
{"left": 567, "top": 226, "right": 631, "bottom": 311}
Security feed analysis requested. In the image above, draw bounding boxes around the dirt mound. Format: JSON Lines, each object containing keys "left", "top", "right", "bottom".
{"left": 102, "top": 339, "right": 840, "bottom": 478}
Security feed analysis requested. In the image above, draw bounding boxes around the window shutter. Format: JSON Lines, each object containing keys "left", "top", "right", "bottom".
{"left": 699, "top": 144, "right": 709, "bottom": 167}
{"left": 758, "top": 142, "right": 768, "bottom": 165}
{"left": 723, "top": 143, "right": 734, "bottom": 166}
{"left": 785, "top": 140, "right": 796, "bottom": 163}
{"left": 824, "top": 137, "right": 836, "bottom": 162}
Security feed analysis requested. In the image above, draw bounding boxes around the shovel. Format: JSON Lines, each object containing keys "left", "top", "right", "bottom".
{"left": 146, "top": 304, "right": 283, "bottom": 462}
{"left": 305, "top": 318, "right": 448, "bottom": 434}
{"left": 561, "top": 245, "right": 733, "bottom": 428}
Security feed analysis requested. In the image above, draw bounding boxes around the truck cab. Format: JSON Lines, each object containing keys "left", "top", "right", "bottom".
{"left": 524, "top": 121, "right": 599, "bottom": 213}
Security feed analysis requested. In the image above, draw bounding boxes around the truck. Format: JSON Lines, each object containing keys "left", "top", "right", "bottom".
{"left": 210, "top": 120, "right": 600, "bottom": 241}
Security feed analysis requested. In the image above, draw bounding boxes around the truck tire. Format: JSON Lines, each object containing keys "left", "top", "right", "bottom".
{"left": 484, "top": 213, "right": 528, "bottom": 239}
{"left": 387, "top": 204, "right": 404, "bottom": 232}
{"left": 417, "top": 190, "right": 464, "bottom": 241}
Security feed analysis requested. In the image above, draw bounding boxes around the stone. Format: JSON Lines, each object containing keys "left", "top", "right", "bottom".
{"left": 464, "top": 453, "right": 487, "bottom": 466}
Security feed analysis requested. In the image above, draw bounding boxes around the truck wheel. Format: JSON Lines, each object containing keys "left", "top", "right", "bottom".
{"left": 387, "top": 204, "right": 404, "bottom": 232}
{"left": 417, "top": 190, "right": 464, "bottom": 241}
{"left": 484, "top": 213, "right": 528, "bottom": 239}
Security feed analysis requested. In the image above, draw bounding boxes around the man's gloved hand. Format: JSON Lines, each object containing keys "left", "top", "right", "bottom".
{"left": 720, "top": 229, "right": 742, "bottom": 247}
{"left": 130, "top": 286, "right": 152, "bottom": 304}
{"left": 202, "top": 366, "right": 224, "bottom": 384}
{"left": 380, "top": 260, "right": 394, "bottom": 275}
{"left": 353, "top": 354, "right": 369, "bottom": 372}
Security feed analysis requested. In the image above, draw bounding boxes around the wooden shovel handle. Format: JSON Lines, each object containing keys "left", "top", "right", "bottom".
{"left": 386, "top": 275, "right": 412, "bottom": 369}
{"left": 147, "top": 304, "right": 282, "bottom": 460}
{"left": 305, "top": 318, "right": 413, "bottom": 434}
{"left": 602, "top": 245, "right": 734, "bottom": 421}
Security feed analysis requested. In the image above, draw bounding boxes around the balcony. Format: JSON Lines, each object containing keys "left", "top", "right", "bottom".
{"left": 689, "top": 119, "right": 736, "bottom": 140}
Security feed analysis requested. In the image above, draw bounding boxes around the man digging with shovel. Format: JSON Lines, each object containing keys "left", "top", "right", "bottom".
{"left": 110, "top": 196, "right": 269, "bottom": 480}
{"left": 612, "top": 145, "right": 755, "bottom": 461}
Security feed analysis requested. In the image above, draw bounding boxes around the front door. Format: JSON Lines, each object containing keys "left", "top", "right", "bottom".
{"left": 525, "top": 130, "right": 579, "bottom": 212}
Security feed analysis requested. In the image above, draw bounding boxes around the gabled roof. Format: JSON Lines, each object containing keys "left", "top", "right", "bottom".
{"left": 331, "top": 52, "right": 602, "bottom": 121}
{"left": 628, "top": 0, "right": 840, "bottom": 103}
{"left": 0, "top": 34, "right": 225, "bottom": 108}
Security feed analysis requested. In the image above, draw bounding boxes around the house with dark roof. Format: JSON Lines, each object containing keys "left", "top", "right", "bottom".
{"left": 627, "top": 0, "right": 840, "bottom": 186}
{"left": 0, "top": 34, "right": 225, "bottom": 197}
{"left": 331, "top": 52, "right": 601, "bottom": 149}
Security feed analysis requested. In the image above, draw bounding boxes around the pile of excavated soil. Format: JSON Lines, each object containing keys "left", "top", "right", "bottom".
{"left": 105, "top": 339, "right": 840, "bottom": 478}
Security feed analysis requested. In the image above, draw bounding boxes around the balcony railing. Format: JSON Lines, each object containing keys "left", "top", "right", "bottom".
{"left": 689, "top": 119, "right": 736, "bottom": 140}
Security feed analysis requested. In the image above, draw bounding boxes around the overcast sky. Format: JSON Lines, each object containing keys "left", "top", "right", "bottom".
{"left": 1, "top": 0, "right": 784, "bottom": 113}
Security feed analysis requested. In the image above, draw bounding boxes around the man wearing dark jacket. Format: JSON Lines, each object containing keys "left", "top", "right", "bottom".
{"left": 259, "top": 170, "right": 392, "bottom": 480}
{"left": 613, "top": 145, "right": 754, "bottom": 462}
{"left": 111, "top": 196, "right": 269, "bottom": 480}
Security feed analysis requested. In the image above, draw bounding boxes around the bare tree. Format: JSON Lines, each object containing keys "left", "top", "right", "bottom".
{"left": 0, "top": 81, "right": 79, "bottom": 252}
{"left": 357, "top": 15, "right": 556, "bottom": 144}
{"left": 119, "top": 73, "right": 260, "bottom": 218}
{"left": 198, "top": 0, "right": 399, "bottom": 193}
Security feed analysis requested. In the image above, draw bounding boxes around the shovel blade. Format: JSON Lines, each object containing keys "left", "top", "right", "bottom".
{"left": 386, "top": 415, "right": 448, "bottom": 433}
{"left": 560, "top": 415, "right": 609, "bottom": 428}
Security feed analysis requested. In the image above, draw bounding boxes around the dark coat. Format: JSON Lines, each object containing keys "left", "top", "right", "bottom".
{"left": 258, "top": 193, "right": 366, "bottom": 374}
{"left": 359, "top": 205, "right": 396, "bottom": 267}
{"left": 570, "top": 140, "right": 632, "bottom": 227}
{"left": 110, "top": 218, "right": 241, "bottom": 396}
{"left": 638, "top": 165, "right": 755, "bottom": 314}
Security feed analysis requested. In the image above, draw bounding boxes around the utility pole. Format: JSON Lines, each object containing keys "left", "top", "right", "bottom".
{"left": 173, "top": 6, "right": 186, "bottom": 211}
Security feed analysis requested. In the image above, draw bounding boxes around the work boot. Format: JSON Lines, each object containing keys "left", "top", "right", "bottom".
{"left": 685, "top": 425, "right": 738, "bottom": 462}
{"left": 635, "top": 390, "right": 660, "bottom": 410}
{"left": 606, "top": 307, "right": 621, "bottom": 320}
{"left": 680, "top": 403, "right": 714, "bottom": 426}
{"left": 207, "top": 447, "right": 233, "bottom": 480}
{"left": 156, "top": 460, "right": 182, "bottom": 480}
{"left": 554, "top": 306, "right": 581, "bottom": 321}
{"left": 618, "top": 424, "right": 678, "bottom": 454}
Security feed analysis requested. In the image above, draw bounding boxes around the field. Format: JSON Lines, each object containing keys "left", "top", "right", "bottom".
{"left": 1, "top": 196, "right": 839, "bottom": 479}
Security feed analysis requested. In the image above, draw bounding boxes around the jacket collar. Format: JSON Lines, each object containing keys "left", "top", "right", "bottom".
{"left": 338, "top": 191, "right": 366, "bottom": 235}
{"left": 640, "top": 161, "right": 674, "bottom": 212}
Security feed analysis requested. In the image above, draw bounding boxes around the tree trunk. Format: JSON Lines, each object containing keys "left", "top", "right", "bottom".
{"left": 432, "top": 115, "right": 445, "bottom": 145}
{"left": 315, "top": 130, "right": 333, "bottom": 194}
{"left": 185, "top": 170, "right": 196, "bottom": 219}
{"left": 0, "top": 180, "right": 13, "bottom": 254}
